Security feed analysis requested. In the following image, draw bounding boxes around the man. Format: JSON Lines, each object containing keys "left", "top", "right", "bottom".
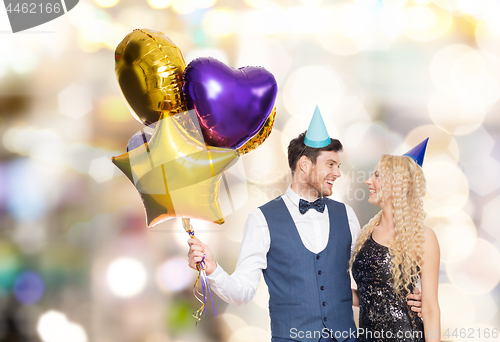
{"left": 187, "top": 107, "right": 421, "bottom": 342}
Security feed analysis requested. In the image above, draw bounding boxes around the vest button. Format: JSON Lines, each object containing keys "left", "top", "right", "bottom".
{"left": 323, "top": 302, "right": 327, "bottom": 306}
{"left": 318, "top": 270, "right": 322, "bottom": 275}
{"left": 320, "top": 286, "right": 325, "bottom": 290}
{"left": 323, "top": 317, "right": 328, "bottom": 322}
{"left": 316, "top": 255, "right": 320, "bottom": 260}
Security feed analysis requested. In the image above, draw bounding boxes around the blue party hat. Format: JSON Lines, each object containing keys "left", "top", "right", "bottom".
{"left": 403, "top": 138, "right": 429, "bottom": 167}
{"left": 304, "top": 106, "right": 331, "bottom": 148}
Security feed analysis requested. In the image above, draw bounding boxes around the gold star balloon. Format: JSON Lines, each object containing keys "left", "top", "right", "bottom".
{"left": 112, "top": 110, "right": 239, "bottom": 227}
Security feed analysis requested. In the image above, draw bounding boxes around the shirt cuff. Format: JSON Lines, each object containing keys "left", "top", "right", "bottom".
{"left": 206, "top": 263, "right": 225, "bottom": 283}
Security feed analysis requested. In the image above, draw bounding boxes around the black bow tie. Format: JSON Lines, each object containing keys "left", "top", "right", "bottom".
{"left": 299, "top": 198, "right": 326, "bottom": 215}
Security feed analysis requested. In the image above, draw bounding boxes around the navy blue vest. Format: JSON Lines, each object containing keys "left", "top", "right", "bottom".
{"left": 260, "top": 197, "right": 357, "bottom": 342}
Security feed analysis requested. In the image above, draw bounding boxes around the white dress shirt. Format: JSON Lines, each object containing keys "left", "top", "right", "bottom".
{"left": 207, "top": 186, "right": 361, "bottom": 306}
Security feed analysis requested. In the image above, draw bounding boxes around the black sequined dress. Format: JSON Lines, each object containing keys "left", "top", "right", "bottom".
{"left": 352, "top": 234, "right": 424, "bottom": 342}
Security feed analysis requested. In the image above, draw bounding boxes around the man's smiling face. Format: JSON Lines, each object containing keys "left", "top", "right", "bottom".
{"left": 306, "top": 150, "right": 341, "bottom": 198}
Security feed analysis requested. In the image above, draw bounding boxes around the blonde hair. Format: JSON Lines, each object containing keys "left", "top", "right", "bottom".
{"left": 350, "top": 155, "right": 426, "bottom": 297}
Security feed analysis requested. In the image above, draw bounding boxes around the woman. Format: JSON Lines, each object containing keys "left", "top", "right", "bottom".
{"left": 350, "top": 154, "right": 440, "bottom": 342}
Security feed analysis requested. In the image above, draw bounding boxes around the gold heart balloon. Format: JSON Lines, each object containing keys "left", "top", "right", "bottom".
{"left": 237, "top": 107, "right": 276, "bottom": 155}
{"left": 115, "top": 29, "right": 188, "bottom": 126}
{"left": 112, "top": 110, "right": 239, "bottom": 227}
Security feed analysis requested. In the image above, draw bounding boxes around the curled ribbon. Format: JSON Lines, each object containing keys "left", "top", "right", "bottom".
{"left": 183, "top": 218, "right": 216, "bottom": 324}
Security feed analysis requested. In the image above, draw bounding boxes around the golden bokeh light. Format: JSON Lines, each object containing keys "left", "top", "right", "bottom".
{"left": 228, "top": 326, "right": 270, "bottom": 342}
{"left": 451, "top": 50, "right": 500, "bottom": 107}
{"left": 476, "top": 21, "right": 500, "bottom": 57}
{"left": 426, "top": 211, "right": 477, "bottom": 263}
{"left": 106, "top": 257, "right": 147, "bottom": 297}
{"left": 202, "top": 8, "right": 236, "bottom": 37}
{"left": 147, "top": 0, "right": 172, "bottom": 9}
{"left": 236, "top": 37, "right": 293, "bottom": 84}
{"left": 354, "top": 0, "right": 378, "bottom": 5}
{"left": 424, "top": 163, "right": 469, "bottom": 216}
{"left": 98, "top": 96, "right": 133, "bottom": 123}
{"left": 447, "top": 238, "right": 500, "bottom": 294}
{"left": 431, "top": 0, "right": 459, "bottom": 11}
{"left": 37, "top": 311, "right": 88, "bottom": 342}
{"left": 404, "top": 125, "right": 460, "bottom": 165}
{"left": 382, "top": 0, "right": 408, "bottom": 8}
{"left": 438, "top": 284, "right": 475, "bottom": 335}
{"left": 94, "top": 0, "right": 119, "bottom": 8}
{"left": 428, "top": 90, "right": 486, "bottom": 136}
{"left": 283, "top": 66, "right": 344, "bottom": 118}
{"left": 197, "top": 0, "right": 217, "bottom": 8}
{"left": 377, "top": 6, "right": 406, "bottom": 40}
{"left": 319, "top": 31, "right": 367, "bottom": 56}
{"left": 457, "top": 0, "right": 488, "bottom": 16}
{"left": 319, "top": 3, "right": 375, "bottom": 56}
{"left": 338, "top": 4, "right": 375, "bottom": 40}
{"left": 475, "top": 3, "right": 500, "bottom": 58}
{"left": 171, "top": 0, "right": 197, "bottom": 14}
{"left": 405, "top": 6, "right": 437, "bottom": 34}
{"left": 333, "top": 96, "right": 372, "bottom": 128}
{"left": 243, "top": 129, "right": 289, "bottom": 186}
{"left": 186, "top": 47, "right": 229, "bottom": 66}
{"left": 430, "top": 44, "right": 500, "bottom": 109}
{"left": 290, "top": 7, "right": 332, "bottom": 34}
{"left": 423, "top": 155, "right": 460, "bottom": 182}
{"left": 403, "top": 125, "right": 467, "bottom": 216}
{"left": 404, "top": 5, "right": 453, "bottom": 42}
{"left": 430, "top": 44, "right": 475, "bottom": 96}
{"left": 77, "top": 35, "right": 103, "bottom": 53}
{"left": 239, "top": 8, "right": 282, "bottom": 35}
{"left": 299, "top": 0, "right": 323, "bottom": 6}
{"left": 103, "top": 23, "right": 128, "bottom": 50}
{"left": 245, "top": 0, "right": 270, "bottom": 8}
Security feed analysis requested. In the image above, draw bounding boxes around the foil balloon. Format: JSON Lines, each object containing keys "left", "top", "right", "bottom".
{"left": 237, "top": 107, "right": 276, "bottom": 155}
{"left": 112, "top": 110, "right": 238, "bottom": 227}
{"left": 126, "top": 122, "right": 156, "bottom": 152}
{"left": 183, "top": 57, "right": 278, "bottom": 149}
{"left": 115, "top": 29, "right": 188, "bottom": 126}
{"left": 127, "top": 131, "right": 152, "bottom": 152}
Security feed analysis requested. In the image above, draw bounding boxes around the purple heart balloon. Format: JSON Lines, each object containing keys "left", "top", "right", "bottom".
{"left": 183, "top": 57, "right": 278, "bottom": 149}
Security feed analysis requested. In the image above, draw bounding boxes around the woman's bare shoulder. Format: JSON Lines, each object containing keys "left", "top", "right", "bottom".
{"left": 422, "top": 226, "right": 439, "bottom": 255}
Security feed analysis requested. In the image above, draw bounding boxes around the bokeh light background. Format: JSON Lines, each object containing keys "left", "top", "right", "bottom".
{"left": 1, "top": 0, "right": 500, "bottom": 341}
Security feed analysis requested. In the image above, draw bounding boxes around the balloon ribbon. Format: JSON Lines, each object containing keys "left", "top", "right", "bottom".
{"left": 182, "top": 218, "right": 216, "bottom": 324}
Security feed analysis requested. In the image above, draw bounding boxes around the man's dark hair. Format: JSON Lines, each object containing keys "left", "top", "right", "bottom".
{"left": 287, "top": 131, "right": 343, "bottom": 173}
